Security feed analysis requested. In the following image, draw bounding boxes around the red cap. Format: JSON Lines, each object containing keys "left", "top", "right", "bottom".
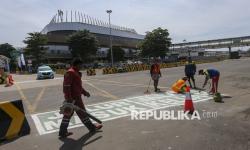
{"left": 186, "top": 86, "right": 190, "bottom": 92}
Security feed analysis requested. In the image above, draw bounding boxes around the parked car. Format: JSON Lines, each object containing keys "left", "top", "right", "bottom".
{"left": 37, "top": 65, "right": 54, "bottom": 80}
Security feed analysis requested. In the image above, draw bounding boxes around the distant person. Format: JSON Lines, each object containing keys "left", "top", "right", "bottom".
{"left": 184, "top": 59, "right": 196, "bottom": 88}
{"left": 0, "top": 65, "right": 14, "bottom": 87}
{"left": 172, "top": 77, "right": 188, "bottom": 93}
{"left": 150, "top": 59, "right": 162, "bottom": 92}
{"left": 199, "top": 69, "right": 220, "bottom": 94}
{"left": 59, "top": 58, "right": 102, "bottom": 138}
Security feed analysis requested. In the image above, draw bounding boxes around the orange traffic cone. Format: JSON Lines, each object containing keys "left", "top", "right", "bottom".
{"left": 184, "top": 86, "right": 194, "bottom": 114}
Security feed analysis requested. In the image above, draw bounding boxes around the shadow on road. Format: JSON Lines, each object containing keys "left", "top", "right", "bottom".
{"left": 0, "top": 136, "right": 22, "bottom": 146}
{"left": 59, "top": 131, "right": 103, "bottom": 150}
{"left": 222, "top": 95, "right": 232, "bottom": 98}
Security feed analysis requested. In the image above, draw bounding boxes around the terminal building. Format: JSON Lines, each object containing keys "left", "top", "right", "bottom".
{"left": 41, "top": 10, "right": 145, "bottom": 62}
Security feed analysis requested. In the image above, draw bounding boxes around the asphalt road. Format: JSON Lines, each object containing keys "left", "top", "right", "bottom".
{"left": 1, "top": 58, "right": 250, "bottom": 150}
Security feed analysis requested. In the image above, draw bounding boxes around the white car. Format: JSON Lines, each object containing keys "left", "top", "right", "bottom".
{"left": 37, "top": 65, "right": 54, "bottom": 80}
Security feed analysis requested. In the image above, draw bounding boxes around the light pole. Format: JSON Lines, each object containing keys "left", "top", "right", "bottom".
{"left": 106, "top": 10, "right": 113, "bottom": 67}
{"left": 183, "top": 39, "right": 191, "bottom": 57}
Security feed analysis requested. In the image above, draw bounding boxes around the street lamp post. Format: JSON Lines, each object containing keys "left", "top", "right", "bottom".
{"left": 183, "top": 39, "right": 191, "bottom": 57}
{"left": 106, "top": 10, "right": 113, "bottom": 67}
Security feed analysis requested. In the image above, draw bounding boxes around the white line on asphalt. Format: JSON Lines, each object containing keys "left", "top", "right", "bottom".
{"left": 15, "top": 77, "right": 63, "bottom": 84}
{"left": 31, "top": 115, "right": 46, "bottom": 135}
{"left": 31, "top": 90, "right": 213, "bottom": 135}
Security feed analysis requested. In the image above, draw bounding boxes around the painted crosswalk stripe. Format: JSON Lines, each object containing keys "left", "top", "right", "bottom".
{"left": 31, "top": 90, "right": 213, "bottom": 135}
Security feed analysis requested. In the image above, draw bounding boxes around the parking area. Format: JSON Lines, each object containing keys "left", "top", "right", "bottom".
{"left": 1, "top": 58, "right": 250, "bottom": 150}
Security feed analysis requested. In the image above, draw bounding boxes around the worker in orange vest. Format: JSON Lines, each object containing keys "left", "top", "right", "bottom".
{"left": 0, "top": 65, "right": 14, "bottom": 87}
{"left": 172, "top": 77, "right": 188, "bottom": 93}
{"left": 150, "top": 59, "right": 162, "bottom": 92}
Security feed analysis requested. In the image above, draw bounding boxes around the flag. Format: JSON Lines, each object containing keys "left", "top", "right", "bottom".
{"left": 17, "top": 56, "right": 21, "bottom": 68}
{"left": 20, "top": 54, "right": 26, "bottom": 66}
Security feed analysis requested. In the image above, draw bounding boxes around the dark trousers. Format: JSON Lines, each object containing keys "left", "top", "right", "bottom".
{"left": 153, "top": 78, "right": 159, "bottom": 91}
{"left": 151, "top": 73, "right": 160, "bottom": 91}
{"left": 186, "top": 74, "right": 196, "bottom": 88}
{"left": 59, "top": 98, "right": 95, "bottom": 135}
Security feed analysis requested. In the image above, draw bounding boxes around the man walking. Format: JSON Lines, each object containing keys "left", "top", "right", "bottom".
{"left": 150, "top": 59, "right": 162, "bottom": 92}
{"left": 59, "top": 58, "right": 102, "bottom": 138}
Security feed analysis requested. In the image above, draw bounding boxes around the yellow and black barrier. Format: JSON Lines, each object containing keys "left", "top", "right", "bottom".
{"left": 102, "top": 68, "right": 108, "bottom": 74}
{"left": 87, "top": 69, "right": 96, "bottom": 76}
{"left": 103, "top": 67, "right": 118, "bottom": 74}
{"left": 111, "top": 64, "right": 150, "bottom": 73}
{"left": 102, "top": 58, "right": 225, "bottom": 75}
{"left": 0, "top": 100, "right": 30, "bottom": 141}
{"left": 55, "top": 69, "right": 67, "bottom": 75}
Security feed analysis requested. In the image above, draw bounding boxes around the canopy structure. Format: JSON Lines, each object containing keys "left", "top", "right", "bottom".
{"left": 0, "top": 55, "right": 10, "bottom": 72}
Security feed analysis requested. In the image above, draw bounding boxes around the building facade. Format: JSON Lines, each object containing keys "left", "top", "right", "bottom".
{"left": 41, "top": 10, "right": 145, "bottom": 62}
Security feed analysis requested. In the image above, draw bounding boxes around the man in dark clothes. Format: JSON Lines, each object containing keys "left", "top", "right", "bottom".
{"left": 184, "top": 59, "right": 196, "bottom": 88}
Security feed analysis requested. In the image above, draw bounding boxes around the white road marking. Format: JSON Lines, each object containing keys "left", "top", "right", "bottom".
{"left": 16, "top": 77, "right": 63, "bottom": 84}
{"left": 31, "top": 90, "right": 213, "bottom": 135}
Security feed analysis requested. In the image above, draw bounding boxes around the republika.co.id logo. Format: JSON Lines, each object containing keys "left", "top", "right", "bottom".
{"left": 131, "top": 110, "right": 217, "bottom": 121}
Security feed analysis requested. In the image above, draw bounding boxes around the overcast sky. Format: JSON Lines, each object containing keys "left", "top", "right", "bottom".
{"left": 1, "top": 0, "right": 250, "bottom": 47}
